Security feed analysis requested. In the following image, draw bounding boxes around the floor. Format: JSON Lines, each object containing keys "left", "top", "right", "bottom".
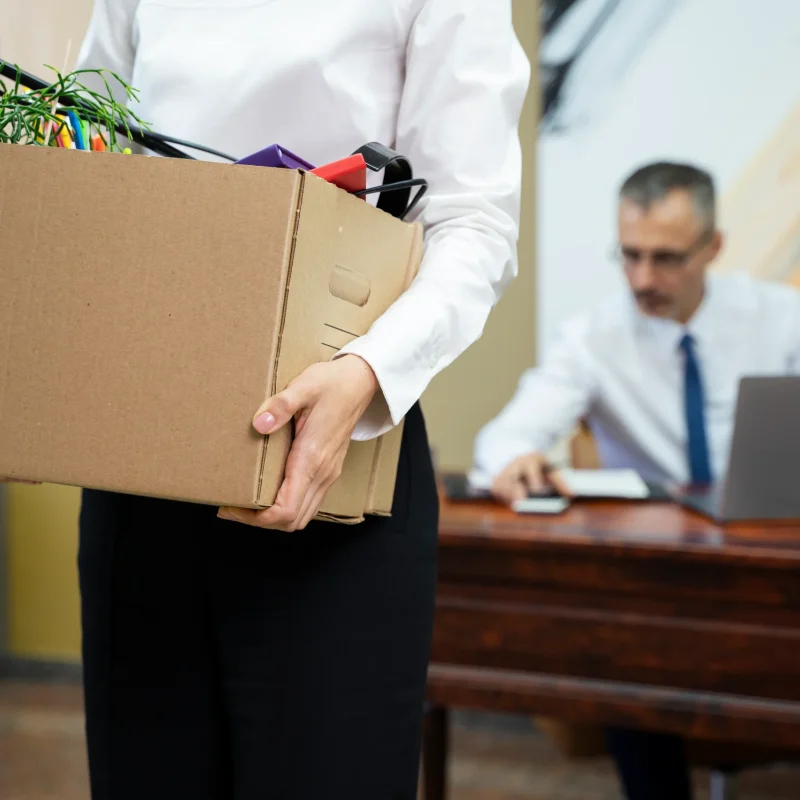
{"left": 2, "top": 680, "right": 800, "bottom": 799}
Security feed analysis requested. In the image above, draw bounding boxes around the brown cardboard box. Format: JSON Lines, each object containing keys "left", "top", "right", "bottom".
{"left": 0, "top": 143, "right": 423, "bottom": 522}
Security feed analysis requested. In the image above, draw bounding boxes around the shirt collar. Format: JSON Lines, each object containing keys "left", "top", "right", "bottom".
{"left": 631, "top": 274, "right": 733, "bottom": 352}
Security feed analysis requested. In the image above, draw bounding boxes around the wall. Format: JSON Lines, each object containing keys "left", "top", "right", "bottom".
{"left": 422, "top": 0, "right": 538, "bottom": 471}
{"left": 537, "top": 0, "right": 800, "bottom": 351}
{"left": 5, "top": 486, "right": 82, "bottom": 661}
{"left": 1, "top": 0, "right": 94, "bottom": 662}
{"left": 1, "top": 0, "right": 93, "bottom": 76}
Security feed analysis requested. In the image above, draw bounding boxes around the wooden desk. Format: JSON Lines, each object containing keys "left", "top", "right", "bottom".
{"left": 423, "top": 499, "right": 800, "bottom": 799}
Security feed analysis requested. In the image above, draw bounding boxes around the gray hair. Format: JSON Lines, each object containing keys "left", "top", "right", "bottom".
{"left": 619, "top": 162, "right": 716, "bottom": 230}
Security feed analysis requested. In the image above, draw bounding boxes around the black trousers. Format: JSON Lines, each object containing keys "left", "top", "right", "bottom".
{"left": 606, "top": 726, "right": 693, "bottom": 800}
{"left": 78, "top": 404, "right": 439, "bottom": 800}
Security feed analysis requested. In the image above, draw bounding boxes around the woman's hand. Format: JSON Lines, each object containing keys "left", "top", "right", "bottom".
{"left": 218, "top": 355, "right": 379, "bottom": 531}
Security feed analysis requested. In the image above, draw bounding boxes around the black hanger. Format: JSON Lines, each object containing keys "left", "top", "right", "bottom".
{"left": 351, "top": 142, "right": 428, "bottom": 221}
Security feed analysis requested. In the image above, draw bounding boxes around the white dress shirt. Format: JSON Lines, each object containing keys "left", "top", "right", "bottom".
{"left": 474, "top": 273, "right": 800, "bottom": 484}
{"left": 76, "top": 0, "right": 530, "bottom": 440}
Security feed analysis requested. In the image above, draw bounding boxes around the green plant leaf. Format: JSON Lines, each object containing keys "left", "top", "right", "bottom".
{"left": 0, "top": 62, "right": 151, "bottom": 152}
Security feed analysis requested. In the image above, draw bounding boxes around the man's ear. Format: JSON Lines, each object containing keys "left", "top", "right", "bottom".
{"left": 709, "top": 229, "right": 724, "bottom": 261}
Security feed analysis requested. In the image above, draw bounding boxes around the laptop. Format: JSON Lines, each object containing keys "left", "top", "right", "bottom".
{"left": 671, "top": 376, "right": 800, "bottom": 522}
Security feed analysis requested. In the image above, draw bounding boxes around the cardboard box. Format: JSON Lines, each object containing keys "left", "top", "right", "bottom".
{"left": 0, "top": 144, "right": 423, "bottom": 522}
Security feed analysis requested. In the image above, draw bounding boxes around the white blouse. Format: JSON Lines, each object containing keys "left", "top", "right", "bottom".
{"left": 77, "top": 0, "right": 530, "bottom": 439}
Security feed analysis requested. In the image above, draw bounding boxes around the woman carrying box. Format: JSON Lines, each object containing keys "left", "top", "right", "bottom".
{"left": 11, "top": 2, "right": 529, "bottom": 797}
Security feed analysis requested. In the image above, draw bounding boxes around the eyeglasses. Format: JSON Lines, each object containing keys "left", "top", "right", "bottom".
{"left": 612, "top": 229, "right": 713, "bottom": 270}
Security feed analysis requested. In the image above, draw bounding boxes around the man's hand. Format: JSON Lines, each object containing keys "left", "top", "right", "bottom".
{"left": 491, "top": 452, "right": 570, "bottom": 505}
{"left": 217, "top": 355, "right": 379, "bottom": 531}
{"left": 0, "top": 478, "right": 41, "bottom": 485}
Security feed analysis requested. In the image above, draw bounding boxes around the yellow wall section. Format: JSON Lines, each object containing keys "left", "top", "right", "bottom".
{"left": 5, "top": 484, "right": 82, "bottom": 661}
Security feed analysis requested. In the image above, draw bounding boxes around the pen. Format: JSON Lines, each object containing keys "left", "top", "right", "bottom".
{"left": 67, "top": 110, "right": 86, "bottom": 150}
{"left": 56, "top": 116, "right": 72, "bottom": 148}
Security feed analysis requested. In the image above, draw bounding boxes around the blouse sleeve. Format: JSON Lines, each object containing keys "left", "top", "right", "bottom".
{"left": 337, "top": 0, "right": 531, "bottom": 439}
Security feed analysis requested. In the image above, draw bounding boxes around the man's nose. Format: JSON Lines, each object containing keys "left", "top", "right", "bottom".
{"left": 628, "top": 261, "right": 658, "bottom": 291}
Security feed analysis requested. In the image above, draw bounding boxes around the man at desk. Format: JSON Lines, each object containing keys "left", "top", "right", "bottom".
{"left": 473, "top": 161, "right": 800, "bottom": 800}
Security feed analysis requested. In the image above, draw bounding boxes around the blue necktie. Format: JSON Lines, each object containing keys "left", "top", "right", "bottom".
{"left": 680, "top": 333, "right": 712, "bottom": 485}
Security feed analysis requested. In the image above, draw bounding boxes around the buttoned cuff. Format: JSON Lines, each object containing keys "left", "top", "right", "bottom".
{"left": 335, "top": 331, "right": 438, "bottom": 441}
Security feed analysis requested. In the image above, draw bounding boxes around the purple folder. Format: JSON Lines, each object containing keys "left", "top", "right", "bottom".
{"left": 235, "top": 144, "right": 315, "bottom": 170}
